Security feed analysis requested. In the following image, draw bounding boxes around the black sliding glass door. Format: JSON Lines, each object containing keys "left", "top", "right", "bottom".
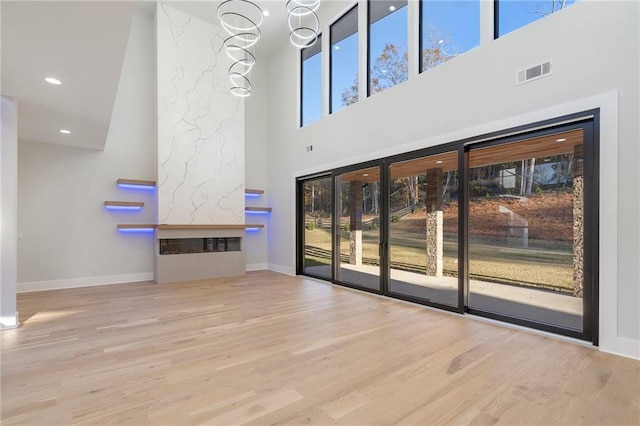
{"left": 466, "top": 124, "right": 597, "bottom": 339}
{"left": 299, "top": 175, "right": 333, "bottom": 280}
{"left": 387, "top": 151, "right": 462, "bottom": 309}
{"left": 333, "top": 165, "right": 382, "bottom": 292}
{"left": 297, "top": 113, "right": 598, "bottom": 343}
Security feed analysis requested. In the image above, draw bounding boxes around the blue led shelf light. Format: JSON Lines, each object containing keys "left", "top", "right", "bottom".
{"left": 117, "top": 178, "right": 156, "bottom": 191}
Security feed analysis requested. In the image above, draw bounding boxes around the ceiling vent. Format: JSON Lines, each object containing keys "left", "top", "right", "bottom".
{"left": 517, "top": 60, "right": 552, "bottom": 85}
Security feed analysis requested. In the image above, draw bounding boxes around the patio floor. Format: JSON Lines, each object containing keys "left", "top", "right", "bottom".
{"left": 305, "top": 264, "right": 583, "bottom": 331}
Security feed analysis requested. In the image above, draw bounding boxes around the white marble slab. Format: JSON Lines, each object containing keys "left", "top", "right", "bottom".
{"left": 156, "top": 4, "right": 245, "bottom": 225}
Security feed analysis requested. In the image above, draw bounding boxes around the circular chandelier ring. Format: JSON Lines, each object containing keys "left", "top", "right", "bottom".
{"left": 223, "top": 31, "right": 261, "bottom": 50}
{"left": 286, "top": 0, "right": 320, "bottom": 15}
{"left": 287, "top": 7, "right": 319, "bottom": 33}
{"left": 229, "top": 58, "right": 256, "bottom": 77}
{"left": 223, "top": 44, "right": 257, "bottom": 63}
{"left": 229, "top": 72, "right": 252, "bottom": 89}
{"left": 230, "top": 86, "right": 252, "bottom": 97}
{"left": 217, "top": 0, "right": 264, "bottom": 29}
{"left": 218, "top": 11, "right": 262, "bottom": 34}
{"left": 289, "top": 29, "right": 318, "bottom": 49}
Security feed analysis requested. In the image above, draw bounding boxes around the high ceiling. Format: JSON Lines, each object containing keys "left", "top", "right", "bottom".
{"left": 1, "top": 0, "right": 292, "bottom": 151}
{"left": 163, "top": 0, "right": 291, "bottom": 56}
{"left": 1, "top": 1, "right": 135, "bottom": 150}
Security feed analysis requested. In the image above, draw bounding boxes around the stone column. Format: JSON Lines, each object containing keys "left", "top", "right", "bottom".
{"left": 349, "top": 181, "right": 363, "bottom": 265}
{"left": 426, "top": 168, "right": 443, "bottom": 277}
{"left": 573, "top": 145, "right": 584, "bottom": 298}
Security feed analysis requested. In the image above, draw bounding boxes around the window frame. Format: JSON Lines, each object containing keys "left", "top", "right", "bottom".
{"left": 494, "top": 0, "right": 577, "bottom": 39}
{"left": 300, "top": 34, "right": 323, "bottom": 127}
{"left": 329, "top": 4, "right": 359, "bottom": 115}
{"left": 367, "top": 0, "right": 409, "bottom": 97}
{"left": 419, "top": 0, "right": 481, "bottom": 73}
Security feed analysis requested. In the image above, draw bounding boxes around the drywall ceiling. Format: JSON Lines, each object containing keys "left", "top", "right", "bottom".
{"left": 1, "top": 1, "right": 135, "bottom": 150}
{"left": 162, "top": 0, "right": 293, "bottom": 58}
{"left": 1, "top": 0, "right": 305, "bottom": 150}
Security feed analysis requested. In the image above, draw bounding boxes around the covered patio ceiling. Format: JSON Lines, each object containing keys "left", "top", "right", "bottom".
{"left": 340, "top": 129, "right": 583, "bottom": 183}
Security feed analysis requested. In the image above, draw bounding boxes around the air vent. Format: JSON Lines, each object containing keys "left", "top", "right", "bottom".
{"left": 517, "top": 60, "right": 552, "bottom": 85}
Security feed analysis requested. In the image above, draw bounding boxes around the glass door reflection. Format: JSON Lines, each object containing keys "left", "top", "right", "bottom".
{"left": 387, "top": 151, "right": 460, "bottom": 307}
{"left": 302, "top": 176, "right": 333, "bottom": 279}
{"left": 335, "top": 166, "right": 382, "bottom": 292}
{"left": 467, "top": 129, "right": 585, "bottom": 332}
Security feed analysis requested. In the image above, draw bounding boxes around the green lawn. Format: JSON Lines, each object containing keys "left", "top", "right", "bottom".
{"left": 304, "top": 222, "right": 574, "bottom": 293}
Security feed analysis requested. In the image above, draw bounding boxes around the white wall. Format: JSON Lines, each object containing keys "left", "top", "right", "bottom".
{"left": 1, "top": 96, "right": 18, "bottom": 327}
{"left": 156, "top": 5, "right": 245, "bottom": 225}
{"left": 261, "top": 1, "right": 639, "bottom": 357}
{"left": 17, "top": 11, "right": 156, "bottom": 291}
{"left": 244, "top": 61, "right": 269, "bottom": 270}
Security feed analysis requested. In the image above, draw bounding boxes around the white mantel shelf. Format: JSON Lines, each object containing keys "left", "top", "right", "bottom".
{"left": 118, "top": 224, "right": 264, "bottom": 230}
{"left": 158, "top": 224, "right": 264, "bottom": 230}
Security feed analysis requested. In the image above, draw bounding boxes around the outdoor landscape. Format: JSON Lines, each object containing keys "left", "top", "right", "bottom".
{"left": 303, "top": 155, "right": 577, "bottom": 294}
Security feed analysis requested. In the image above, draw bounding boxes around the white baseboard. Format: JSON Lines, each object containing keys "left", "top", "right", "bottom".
{"left": 18, "top": 272, "right": 154, "bottom": 293}
{"left": 600, "top": 336, "right": 640, "bottom": 360}
{"left": 267, "top": 263, "right": 296, "bottom": 276}
{"left": 246, "top": 263, "right": 268, "bottom": 272}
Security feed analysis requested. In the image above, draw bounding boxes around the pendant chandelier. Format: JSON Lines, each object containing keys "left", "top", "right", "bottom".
{"left": 217, "top": 0, "right": 321, "bottom": 97}
{"left": 287, "top": 0, "right": 320, "bottom": 48}
{"left": 217, "top": 0, "right": 264, "bottom": 97}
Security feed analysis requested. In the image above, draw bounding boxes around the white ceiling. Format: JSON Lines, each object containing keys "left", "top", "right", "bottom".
{"left": 162, "top": 0, "right": 291, "bottom": 57}
{"left": 1, "top": 1, "right": 135, "bottom": 150}
{"left": 1, "top": 0, "right": 293, "bottom": 151}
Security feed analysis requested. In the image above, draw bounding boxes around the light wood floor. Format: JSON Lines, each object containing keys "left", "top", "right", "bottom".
{"left": 1, "top": 271, "right": 638, "bottom": 425}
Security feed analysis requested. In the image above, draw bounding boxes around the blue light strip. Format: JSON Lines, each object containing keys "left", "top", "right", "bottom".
{"left": 245, "top": 227, "right": 262, "bottom": 231}
{"left": 245, "top": 210, "right": 270, "bottom": 215}
{"left": 105, "top": 205, "right": 143, "bottom": 211}
{"left": 117, "top": 183, "right": 156, "bottom": 191}
{"left": 245, "top": 193, "right": 261, "bottom": 198}
{"left": 118, "top": 228, "right": 155, "bottom": 233}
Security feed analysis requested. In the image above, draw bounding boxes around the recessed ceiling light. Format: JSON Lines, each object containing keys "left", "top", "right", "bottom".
{"left": 59, "top": 129, "right": 71, "bottom": 134}
{"left": 45, "top": 77, "right": 62, "bottom": 85}
{"left": 556, "top": 138, "right": 567, "bottom": 142}
{"left": 389, "top": 5, "right": 396, "bottom": 12}
{"left": 363, "top": 173, "right": 369, "bottom": 177}
{"left": 436, "top": 160, "right": 443, "bottom": 164}
{"left": 334, "top": 45, "right": 340, "bottom": 50}
{"left": 263, "top": 10, "right": 270, "bottom": 16}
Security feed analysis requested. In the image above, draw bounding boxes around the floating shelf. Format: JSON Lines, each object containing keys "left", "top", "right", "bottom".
{"left": 245, "top": 207, "right": 272, "bottom": 213}
{"left": 117, "top": 178, "right": 156, "bottom": 188}
{"left": 245, "top": 188, "right": 264, "bottom": 195}
{"left": 105, "top": 201, "right": 144, "bottom": 208}
{"left": 117, "top": 224, "right": 156, "bottom": 230}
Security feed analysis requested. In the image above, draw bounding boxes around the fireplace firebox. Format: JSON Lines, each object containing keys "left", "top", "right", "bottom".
{"left": 159, "top": 237, "right": 241, "bottom": 255}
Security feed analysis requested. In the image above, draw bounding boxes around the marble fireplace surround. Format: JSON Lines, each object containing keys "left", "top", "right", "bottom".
{"left": 156, "top": 4, "right": 245, "bottom": 226}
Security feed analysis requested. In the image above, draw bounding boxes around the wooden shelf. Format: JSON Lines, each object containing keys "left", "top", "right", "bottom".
{"left": 117, "top": 178, "right": 156, "bottom": 187}
{"left": 245, "top": 207, "right": 272, "bottom": 213}
{"left": 245, "top": 188, "right": 264, "bottom": 195}
{"left": 157, "top": 224, "right": 264, "bottom": 230}
{"left": 117, "top": 224, "right": 156, "bottom": 229}
{"left": 105, "top": 201, "right": 144, "bottom": 207}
